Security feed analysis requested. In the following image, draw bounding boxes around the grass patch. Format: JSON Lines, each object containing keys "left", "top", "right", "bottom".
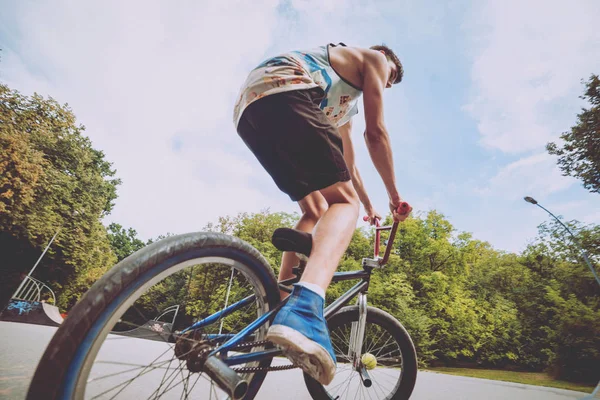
{"left": 425, "top": 367, "right": 595, "bottom": 394}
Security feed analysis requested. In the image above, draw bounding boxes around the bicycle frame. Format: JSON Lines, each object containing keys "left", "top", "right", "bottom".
{"left": 179, "top": 218, "right": 401, "bottom": 368}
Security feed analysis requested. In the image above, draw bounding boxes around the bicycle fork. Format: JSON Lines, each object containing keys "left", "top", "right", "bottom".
{"left": 348, "top": 292, "right": 373, "bottom": 387}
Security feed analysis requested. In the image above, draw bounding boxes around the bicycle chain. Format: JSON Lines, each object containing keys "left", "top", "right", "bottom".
{"left": 229, "top": 340, "right": 298, "bottom": 372}
{"left": 232, "top": 364, "right": 298, "bottom": 373}
{"left": 230, "top": 339, "right": 271, "bottom": 350}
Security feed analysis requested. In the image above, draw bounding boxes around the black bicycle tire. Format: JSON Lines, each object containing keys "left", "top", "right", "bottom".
{"left": 304, "top": 305, "right": 418, "bottom": 400}
{"left": 26, "top": 232, "right": 280, "bottom": 400}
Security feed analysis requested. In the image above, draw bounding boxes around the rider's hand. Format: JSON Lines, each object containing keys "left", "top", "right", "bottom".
{"left": 389, "top": 199, "right": 412, "bottom": 222}
{"left": 364, "top": 205, "right": 382, "bottom": 226}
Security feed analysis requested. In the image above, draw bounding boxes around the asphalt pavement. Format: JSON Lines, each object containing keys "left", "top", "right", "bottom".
{"left": 0, "top": 321, "right": 591, "bottom": 399}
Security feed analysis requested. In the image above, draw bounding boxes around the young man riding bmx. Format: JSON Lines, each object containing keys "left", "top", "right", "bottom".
{"left": 233, "top": 42, "right": 412, "bottom": 385}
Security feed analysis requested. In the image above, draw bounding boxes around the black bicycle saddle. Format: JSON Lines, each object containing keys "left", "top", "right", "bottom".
{"left": 271, "top": 228, "right": 313, "bottom": 258}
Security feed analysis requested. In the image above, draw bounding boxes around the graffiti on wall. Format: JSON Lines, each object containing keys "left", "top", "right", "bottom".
{"left": 7, "top": 300, "right": 38, "bottom": 315}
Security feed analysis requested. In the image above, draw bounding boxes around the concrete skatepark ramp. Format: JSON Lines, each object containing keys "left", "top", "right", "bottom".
{"left": 110, "top": 320, "right": 173, "bottom": 342}
{"left": 1, "top": 299, "right": 177, "bottom": 342}
{"left": 0, "top": 299, "right": 64, "bottom": 327}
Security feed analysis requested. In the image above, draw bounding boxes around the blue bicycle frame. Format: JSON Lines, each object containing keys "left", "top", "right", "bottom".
{"left": 178, "top": 218, "right": 398, "bottom": 368}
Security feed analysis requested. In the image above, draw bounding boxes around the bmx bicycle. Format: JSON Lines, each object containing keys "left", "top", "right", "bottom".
{"left": 27, "top": 204, "right": 418, "bottom": 399}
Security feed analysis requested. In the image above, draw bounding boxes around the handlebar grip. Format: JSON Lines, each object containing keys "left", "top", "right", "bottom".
{"left": 363, "top": 202, "right": 411, "bottom": 223}
{"left": 363, "top": 215, "right": 380, "bottom": 227}
{"left": 397, "top": 202, "right": 410, "bottom": 215}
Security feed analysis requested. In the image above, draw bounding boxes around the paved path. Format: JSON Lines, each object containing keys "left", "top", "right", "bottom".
{"left": 0, "top": 321, "right": 591, "bottom": 399}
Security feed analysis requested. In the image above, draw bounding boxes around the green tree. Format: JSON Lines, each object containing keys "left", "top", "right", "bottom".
{"left": 42, "top": 202, "right": 598, "bottom": 383}
{"left": 203, "top": 209, "right": 297, "bottom": 275}
{"left": 547, "top": 74, "right": 600, "bottom": 194}
{"left": 0, "top": 84, "right": 120, "bottom": 308}
{"left": 536, "top": 218, "right": 599, "bottom": 271}
{"left": 107, "top": 223, "right": 146, "bottom": 262}
{"left": 518, "top": 219, "right": 600, "bottom": 383}
{"left": 545, "top": 288, "right": 600, "bottom": 383}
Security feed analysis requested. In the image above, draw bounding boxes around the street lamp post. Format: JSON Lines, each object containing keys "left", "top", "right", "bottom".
{"left": 524, "top": 196, "right": 600, "bottom": 286}
{"left": 525, "top": 196, "right": 600, "bottom": 400}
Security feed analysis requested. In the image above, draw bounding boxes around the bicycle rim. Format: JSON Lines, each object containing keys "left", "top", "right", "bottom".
{"left": 70, "top": 256, "right": 269, "bottom": 400}
{"left": 305, "top": 306, "right": 416, "bottom": 400}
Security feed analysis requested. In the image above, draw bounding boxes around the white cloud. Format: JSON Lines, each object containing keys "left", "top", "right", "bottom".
{"left": 1, "top": 0, "right": 297, "bottom": 240}
{"left": 464, "top": 0, "right": 600, "bottom": 154}
{"left": 584, "top": 210, "right": 600, "bottom": 225}
{"left": 463, "top": 0, "right": 600, "bottom": 227}
{"left": 291, "top": 0, "right": 348, "bottom": 13}
{"left": 549, "top": 200, "right": 590, "bottom": 215}
{"left": 4, "top": 0, "right": 596, "bottom": 255}
{"left": 546, "top": 201, "right": 600, "bottom": 225}
{"left": 476, "top": 152, "right": 577, "bottom": 200}
{"left": 3, "top": 0, "right": 398, "bottom": 240}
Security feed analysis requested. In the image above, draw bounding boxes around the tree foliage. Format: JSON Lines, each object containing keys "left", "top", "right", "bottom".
{"left": 212, "top": 210, "right": 597, "bottom": 382}
{"left": 0, "top": 84, "right": 120, "bottom": 308}
{"left": 3, "top": 76, "right": 596, "bottom": 383}
{"left": 107, "top": 223, "right": 146, "bottom": 262}
{"left": 120, "top": 208, "right": 594, "bottom": 384}
{"left": 547, "top": 74, "right": 600, "bottom": 194}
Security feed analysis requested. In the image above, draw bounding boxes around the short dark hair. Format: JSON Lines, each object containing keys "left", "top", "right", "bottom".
{"left": 370, "top": 44, "right": 403, "bottom": 84}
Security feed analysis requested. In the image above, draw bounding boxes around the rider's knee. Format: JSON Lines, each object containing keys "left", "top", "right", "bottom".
{"left": 348, "top": 193, "right": 360, "bottom": 216}
{"left": 344, "top": 189, "right": 360, "bottom": 211}
{"left": 302, "top": 198, "right": 328, "bottom": 221}
{"left": 323, "top": 181, "right": 360, "bottom": 210}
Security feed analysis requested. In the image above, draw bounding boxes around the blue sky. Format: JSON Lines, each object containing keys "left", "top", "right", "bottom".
{"left": 1, "top": 0, "right": 599, "bottom": 253}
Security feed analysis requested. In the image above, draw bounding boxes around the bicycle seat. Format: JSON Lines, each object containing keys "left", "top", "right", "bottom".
{"left": 271, "top": 228, "right": 312, "bottom": 258}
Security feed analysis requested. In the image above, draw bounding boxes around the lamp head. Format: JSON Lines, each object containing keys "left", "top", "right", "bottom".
{"left": 524, "top": 196, "right": 538, "bottom": 205}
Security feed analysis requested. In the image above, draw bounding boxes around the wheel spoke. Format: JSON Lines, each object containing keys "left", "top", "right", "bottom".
{"left": 316, "top": 310, "right": 414, "bottom": 400}
{"left": 153, "top": 362, "right": 192, "bottom": 398}
{"left": 88, "top": 359, "right": 173, "bottom": 383}
{"left": 186, "top": 374, "right": 202, "bottom": 399}
{"left": 148, "top": 354, "right": 181, "bottom": 399}
{"left": 369, "top": 336, "right": 395, "bottom": 357}
{"left": 89, "top": 346, "right": 177, "bottom": 399}
{"left": 70, "top": 257, "right": 268, "bottom": 399}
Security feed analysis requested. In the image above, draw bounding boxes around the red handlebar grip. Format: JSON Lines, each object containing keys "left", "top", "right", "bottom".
{"left": 397, "top": 202, "right": 410, "bottom": 215}
{"left": 363, "top": 215, "right": 380, "bottom": 227}
{"left": 363, "top": 202, "right": 410, "bottom": 223}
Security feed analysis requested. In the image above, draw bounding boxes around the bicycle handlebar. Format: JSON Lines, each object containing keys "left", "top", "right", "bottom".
{"left": 362, "top": 202, "right": 410, "bottom": 265}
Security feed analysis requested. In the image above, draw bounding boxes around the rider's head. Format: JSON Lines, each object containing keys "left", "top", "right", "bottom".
{"left": 370, "top": 44, "right": 403, "bottom": 87}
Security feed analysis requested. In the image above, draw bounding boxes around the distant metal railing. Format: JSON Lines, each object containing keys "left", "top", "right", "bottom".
{"left": 12, "top": 276, "right": 57, "bottom": 305}
{"left": 154, "top": 305, "right": 179, "bottom": 326}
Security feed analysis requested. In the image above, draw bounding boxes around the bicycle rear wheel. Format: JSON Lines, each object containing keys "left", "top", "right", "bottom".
{"left": 27, "top": 232, "right": 280, "bottom": 400}
{"left": 304, "top": 306, "right": 418, "bottom": 400}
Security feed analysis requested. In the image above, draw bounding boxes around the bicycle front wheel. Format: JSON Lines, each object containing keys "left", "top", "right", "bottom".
{"left": 27, "top": 232, "right": 280, "bottom": 400}
{"left": 304, "top": 306, "right": 418, "bottom": 400}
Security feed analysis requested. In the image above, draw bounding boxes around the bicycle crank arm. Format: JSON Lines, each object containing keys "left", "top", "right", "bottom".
{"left": 204, "top": 356, "right": 248, "bottom": 399}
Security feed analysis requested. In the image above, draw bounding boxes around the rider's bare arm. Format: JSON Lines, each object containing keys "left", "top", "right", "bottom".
{"left": 339, "top": 119, "right": 373, "bottom": 213}
{"left": 361, "top": 51, "right": 401, "bottom": 205}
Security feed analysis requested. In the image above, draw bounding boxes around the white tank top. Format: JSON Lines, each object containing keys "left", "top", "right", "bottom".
{"left": 233, "top": 43, "right": 363, "bottom": 128}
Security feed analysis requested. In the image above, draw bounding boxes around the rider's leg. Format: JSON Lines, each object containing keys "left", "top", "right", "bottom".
{"left": 299, "top": 181, "right": 359, "bottom": 291}
{"left": 236, "top": 89, "right": 356, "bottom": 384}
{"left": 278, "top": 192, "right": 328, "bottom": 300}
{"left": 267, "top": 181, "right": 359, "bottom": 385}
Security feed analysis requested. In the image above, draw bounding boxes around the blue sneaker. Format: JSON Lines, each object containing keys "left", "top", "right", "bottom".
{"left": 266, "top": 284, "right": 336, "bottom": 385}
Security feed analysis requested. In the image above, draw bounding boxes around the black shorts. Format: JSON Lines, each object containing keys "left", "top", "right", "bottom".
{"left": 237, "top": 88, "right": 350, "bottom": 202}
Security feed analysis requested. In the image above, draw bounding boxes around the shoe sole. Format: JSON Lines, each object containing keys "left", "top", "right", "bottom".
{"left": 267, "top": 324, "right": 336, "bottom": 385}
